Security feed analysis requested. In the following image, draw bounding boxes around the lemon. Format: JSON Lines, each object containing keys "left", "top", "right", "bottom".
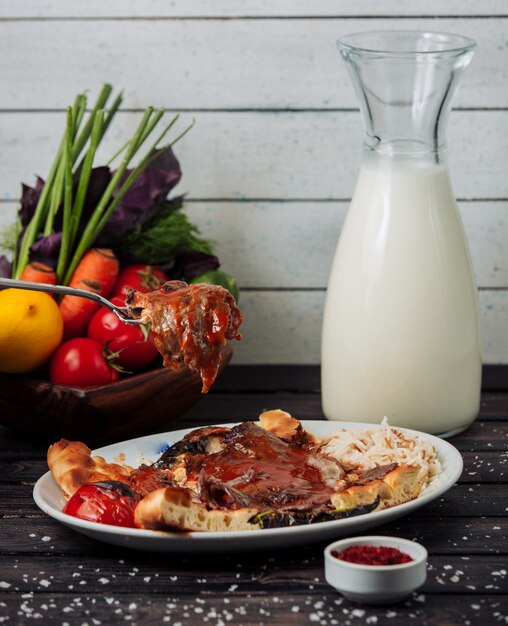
{"left": 0, "top": 288, "right": 63, "bottom": 373}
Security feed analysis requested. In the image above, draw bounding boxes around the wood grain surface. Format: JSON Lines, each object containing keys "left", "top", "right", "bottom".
{"left": 0, "top": 365, "right": 506, "bottom": 625}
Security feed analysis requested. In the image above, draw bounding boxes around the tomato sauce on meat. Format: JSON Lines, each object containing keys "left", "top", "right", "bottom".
{"left": 185, "top": 422, "right": 336, "bottom": 511}
{"left": 125, "top": 281, "right": 243, "bottom": 392}
{"left": 127, "top": 465, "right": 173, "bottom": 497}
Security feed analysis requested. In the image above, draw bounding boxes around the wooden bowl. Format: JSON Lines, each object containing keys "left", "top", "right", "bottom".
{"left": 0, "top": 346, "right": 232, "bottom": 446}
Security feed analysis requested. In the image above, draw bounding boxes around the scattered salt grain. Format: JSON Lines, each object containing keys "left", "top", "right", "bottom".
{"left": 492, "top": 570, "right": 507, "bottom": 577}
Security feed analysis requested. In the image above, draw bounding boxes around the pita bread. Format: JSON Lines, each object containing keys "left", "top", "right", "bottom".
{"left": 330, "top": 464, "right": 423, "bottom": 512}
{"left": 47, "top": 439, "right": 131, "bottom": 499}
{"left": 134, "top": 487, "right": 259, "bottom": 532}
{"left": 48, "top": 413, "right": 434, "bottom": 531}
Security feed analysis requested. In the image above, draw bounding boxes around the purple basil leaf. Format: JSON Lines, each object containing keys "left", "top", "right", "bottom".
{"left": 163, "top": 250, "right": 220, "bottom": 282}
{"left": 18, "top": 167, "right": 111, "bottom": 234}
{"left": 19, "top": 177, "right": 45, "bottom": 227}
{"left": 53, "top": 166, "right": 112, "bottom": 231}
{"left": 79, "top": 165, "right": 113, "bottom": 220}
{"left": 0, "top": 255, "right": 12, "bottom": 279}
{"left": 97, "top": 146, "right": 181, "bottom": 245}
{"left": 29, "top": 232, "right": 62, "bottom": 268}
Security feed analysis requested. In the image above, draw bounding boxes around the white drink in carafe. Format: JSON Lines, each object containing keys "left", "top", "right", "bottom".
{"left": 321, "top": 160, "right": 482, "bottom": 435}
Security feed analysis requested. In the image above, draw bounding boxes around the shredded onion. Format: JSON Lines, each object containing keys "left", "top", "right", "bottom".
{"left": 318, "top": 418, "right": 441, "bottom": 488}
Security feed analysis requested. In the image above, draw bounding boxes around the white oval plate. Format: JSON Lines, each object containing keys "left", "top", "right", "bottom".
{"left": 33, "top": 420, "right": 463, "bottom": 553}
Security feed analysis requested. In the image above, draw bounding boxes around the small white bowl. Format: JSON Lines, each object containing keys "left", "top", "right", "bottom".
{"left": 324, "top": 535, "right": 427, "bottom": 604}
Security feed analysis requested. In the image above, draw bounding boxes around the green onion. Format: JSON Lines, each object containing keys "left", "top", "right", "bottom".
{"left": 55, "top": 108, "right": 78, "bottom": 281}
{"left": 14, "top": 138, "right": 64, "bottom": 278}
{"left": 67, "top": 109, "right": 104, "bottom": 256}
{"left": 71, "top": 84, "right": 112, "bottom": 163}
{"left": 12, "top": 84, "right": 193, "bottom": 285}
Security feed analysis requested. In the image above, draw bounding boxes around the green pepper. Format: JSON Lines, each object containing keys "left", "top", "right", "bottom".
{"left": 190, "top": 269, "right": 239, "bottom": 302}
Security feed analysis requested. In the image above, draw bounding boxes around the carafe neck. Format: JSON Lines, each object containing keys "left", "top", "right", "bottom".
{"left": 338, "top": 31, "right": 475, "bottom": 163}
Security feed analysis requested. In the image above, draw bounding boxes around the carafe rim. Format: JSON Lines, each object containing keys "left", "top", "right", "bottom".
{"left": 337, "top": 30, "right": 476, "bottom": 57}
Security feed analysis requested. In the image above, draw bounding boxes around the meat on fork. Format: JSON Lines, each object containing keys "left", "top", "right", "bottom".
{"left": 125, "top": 281, "right": 243, "bottom": 392}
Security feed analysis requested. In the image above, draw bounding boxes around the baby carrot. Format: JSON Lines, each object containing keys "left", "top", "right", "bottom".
{"left": 59, "top": 249, "right": 119, "bottom": 339}
{"left": 69, "top": 248, "right": 119, "bottom": 298}
{"left": 20, "top": 262, "right": 57, "bottom": 286}
{"left": 59, "top": 278, "right": 102, "bottom": 340}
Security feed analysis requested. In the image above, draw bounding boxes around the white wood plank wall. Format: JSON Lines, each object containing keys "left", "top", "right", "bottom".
{"left": 0, "top": 1, "right": 506, "bottom": 365}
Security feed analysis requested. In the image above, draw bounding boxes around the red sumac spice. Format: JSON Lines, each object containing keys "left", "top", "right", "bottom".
{"left": 331, "top": 544, "right": 413, "bottom": 566}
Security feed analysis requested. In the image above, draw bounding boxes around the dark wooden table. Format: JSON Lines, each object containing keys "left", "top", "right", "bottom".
{"left": 1, "top": 366, "right": 507, "bottom": 625}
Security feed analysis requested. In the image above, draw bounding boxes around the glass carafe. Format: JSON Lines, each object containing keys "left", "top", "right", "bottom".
{"left": 321, "top": 31, "right": 481, "bottom": 436}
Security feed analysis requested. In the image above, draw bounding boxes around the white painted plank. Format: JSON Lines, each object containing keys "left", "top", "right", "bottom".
{"left": 185, "top": 201, "right": 508, "bottom": 290}
{"left": 0, "top": 111, "right": 506, "bottom": 201}
{"left": 0, "top": 0, "right": 505, "bottom": 18}
{"left": 480, "top": 290, "right": 508, "bottom": 365}
{"left": 1, "top": 198, "right": 506, "bottom": 290}
{"left": 0, "top": 204, "right": 14, "bottom": 233}
{"left": 0, "top": 18, "right": 505, "bottom": 109}
{"left": 234, "top": 290, "right": 508, "bottom": 365}
{"left": 461, "top": 202, "right": 508, "bottom": 289}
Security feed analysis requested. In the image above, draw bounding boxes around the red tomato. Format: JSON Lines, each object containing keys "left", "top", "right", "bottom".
{"left": 113, "top": 264, "right": 168, "bottom": 295}
{"left": 87, "top": 296, "right": 158, "bottom": 370}
{"left": 49, "top": 338, "right": 120, "bottom": 387}
{"left": 64, "top": 481, "right": 140, "bottom": 528}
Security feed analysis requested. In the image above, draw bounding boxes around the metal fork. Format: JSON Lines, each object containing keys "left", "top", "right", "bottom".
{"left": 0, "top": 277, "right": 143, "bottom": 325}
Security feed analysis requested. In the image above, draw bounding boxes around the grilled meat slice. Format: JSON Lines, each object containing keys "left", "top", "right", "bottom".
{"left": 125, "top": 281, "right": 243, "bottom": 392}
